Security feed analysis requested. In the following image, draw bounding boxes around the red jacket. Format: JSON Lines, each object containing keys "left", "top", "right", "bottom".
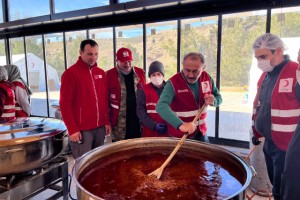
{"left": 60, "top": 57, "right": 109, "bottom": 136}
{"left": 252, "top": 61, "right": 300, "bottom": 151}
{"left": 169, "top": 72, "right": 211, "bottom": 138}
{"left": 0, "top": 81, "right": 16, "bottom": 122}
{"left": 107, "top": 67, "right": 146, "bottom": 127}
{"left": 13, "top": 80, "right": 29, "bottom": 117}
{"left": 142, "top": 83, "right": 167, "bottom": 137}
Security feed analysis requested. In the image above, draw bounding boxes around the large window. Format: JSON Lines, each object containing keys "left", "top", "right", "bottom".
{"left": 146, "top": 21, "right": 177, "bottom": 80}
{"left": 45, "top": 33, "right": 64, "bottom": 117}
{"left": 116, "top": 25, "right": 143, "bottom": 70}
{"left": 0, "top": 40, "right": 6, "bottom": 65}
{"left": 220, "top": 11, "right": 267, "bottom": 141}
{"left": 9, "top": 37, "right": 28, "bottom": 83}
{"left": 89, "top": 28, "right": 114, "bottom": 71}
{"left": 271, "top": 6, "right": 300, "bottom": 62}
{"left": 54, "top": 0, "right": 109, "bottom": 13}
{"left": 0, "top": 1, "right": 3, "bottom": 23}
{"left": 65, "top": 30, "right": 87, "bottom": 68}
{"left": 9, "top": 0, "right": 50, "bottom": 21}
{"left": 25, "top": 35, "right": 48, "bottom": 117}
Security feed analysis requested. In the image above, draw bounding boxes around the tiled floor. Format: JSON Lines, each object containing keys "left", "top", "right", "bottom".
{"left": 31, "top": 138, "right": 274, "bottom": 200}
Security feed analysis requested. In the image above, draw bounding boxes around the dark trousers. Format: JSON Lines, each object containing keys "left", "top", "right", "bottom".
{"left": 263, "top": 139, "right": 286, "bottom": 200}
{"left": 70, "top": 126, "right": 106, "bottom": 159}
{"left": 192, "top": 131, "right": 209, "bottom": 143}
{"left": 281, "top": 124, "right": 300, "bottom": 200}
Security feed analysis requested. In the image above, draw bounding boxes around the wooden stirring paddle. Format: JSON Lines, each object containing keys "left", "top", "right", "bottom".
{"left": 148, "top": 104, "right": 207, "bottom": 180}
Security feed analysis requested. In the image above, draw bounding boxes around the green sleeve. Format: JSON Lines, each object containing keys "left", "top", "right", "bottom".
{"left": 210, "top": 76, "right": 222, "bottom": 107}
{"left": 156, "top": 80, "right": 183, "bottom": 129}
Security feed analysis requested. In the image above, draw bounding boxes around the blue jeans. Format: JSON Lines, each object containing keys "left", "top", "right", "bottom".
{"left": 263, "top": 139, "right": 286, "bottom": 200}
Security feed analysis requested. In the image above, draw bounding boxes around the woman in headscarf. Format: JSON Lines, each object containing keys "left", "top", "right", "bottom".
{"left": 0, "top": 66, "right": 16, "bottom": 122}
{"left": 4, "top": 65, "right": 32, "bottom": 117}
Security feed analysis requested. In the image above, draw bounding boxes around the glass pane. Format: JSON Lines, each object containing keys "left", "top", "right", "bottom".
{"left": 116, "top": 25, "right": 143, "bottom": 70}
{"left": 54, "top": 0, "right": 109, "bottom": 13}
{"left": 271, "top": 6, "right": 300, "bottom": 62}
{"left": 0, "top": 1, "right": 3, "bottom": 23}
{"left": 25, "top": 35, "right": 48, "bottom": 117}
{"left": 89, "top": 28, "right": 114, "bottom": 71}
{"left": 10, "top": 37, "right": 28, "bottom": 83}
{"left": 9, "top": 0, "right": 50, "bottom": 21}
{"left": 220, "top": 10, "right": 267, "bottom": 141}
{"left": 146, "top": 21, "right": 177, "bottom": 80}
{"left": 45, "top": 33, "right": 64, "bottom": 118}
{"left": 181, "top": 16, "right": 218, "bottom": 137}
{"left": 65, "top": 30, "right": 87, "bottom": 68}
{"left": 0, "top": 40, "right": 6, "bottom": 65}
{"left": 271, "top": 6, "right": 300, "bottom": 39}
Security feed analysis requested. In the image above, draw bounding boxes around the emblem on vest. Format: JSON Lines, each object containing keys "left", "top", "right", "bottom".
{"left": 279, "top": 78, "right": 293, "bottom": 93}
{"left": 178, "top": 89, "right": 188, "bottom": 93}
{"left": 201, "top": 81, "right": 211, "bottom": 93}
{"left": 94, "top": 75, "right": 102, "bottom": 79}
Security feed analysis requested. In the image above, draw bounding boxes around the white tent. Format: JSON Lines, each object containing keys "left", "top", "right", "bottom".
{"left": 0, "top": 53, "right": 60, "bottom": 92}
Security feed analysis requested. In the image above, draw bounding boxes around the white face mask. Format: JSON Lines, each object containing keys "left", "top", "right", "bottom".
{"left": 150, "top": 76, "right": 164, "bottom": 86}
{"left": 257, "top": 59, "right": 274, "bottom": 72}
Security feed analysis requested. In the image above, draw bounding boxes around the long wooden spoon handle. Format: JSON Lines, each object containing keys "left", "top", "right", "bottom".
{"left": 160, "top": 104, "right": 207, "bottom": 170}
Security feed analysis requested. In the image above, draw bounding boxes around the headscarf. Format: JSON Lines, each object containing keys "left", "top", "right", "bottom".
{"left": 0, "top": 66, "right": 8, "bottom": 81}
{"left": 3, "top": 65, "right": 32, "bottom": 95}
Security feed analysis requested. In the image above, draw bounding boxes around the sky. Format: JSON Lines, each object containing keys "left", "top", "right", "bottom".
{"left": 8, "top": 0, "right": 122, "bottom": 21}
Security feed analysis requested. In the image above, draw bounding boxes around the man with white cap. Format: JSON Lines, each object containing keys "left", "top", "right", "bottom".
{"left": 251, "top": 33, "right": 300, "bottom": 200}
{"left": 137, "top": 61, "right": 168, "bottom": 137}
{"left": 107, "top": 47, "right": 146, "bottom": 142}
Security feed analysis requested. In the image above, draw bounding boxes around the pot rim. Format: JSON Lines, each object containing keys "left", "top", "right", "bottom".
{"left": 73, "top": 137, "right": 253, "bottom": 200}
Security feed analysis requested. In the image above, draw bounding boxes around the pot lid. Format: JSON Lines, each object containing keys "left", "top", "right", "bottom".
{"left": 0, "top": 117, "right": 67, "bottom": 147}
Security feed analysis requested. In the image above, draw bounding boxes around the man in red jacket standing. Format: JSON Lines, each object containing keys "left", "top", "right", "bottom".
{"left": 107, "top": 47, "right": 146, "bottom": 142}
{"left": 60, "top": 39, "right": 111, "bottom": 159}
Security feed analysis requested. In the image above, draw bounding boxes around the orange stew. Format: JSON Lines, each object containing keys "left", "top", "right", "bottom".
{"left": 79, "top": 149, "right": 243, "bottom": 200}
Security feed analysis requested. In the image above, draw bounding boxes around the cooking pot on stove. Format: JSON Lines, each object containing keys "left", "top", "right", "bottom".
{"left": 73, "top": 137, "right": 254, "bottom": 200}
{"left": 0, "top": 117, "right": 68, "bottom": 176}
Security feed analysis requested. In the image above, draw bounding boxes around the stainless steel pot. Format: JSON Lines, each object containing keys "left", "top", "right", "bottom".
{"left": 0, "top": 117, "right": 68, "bottom": 176}
{"left": 73, "top": 137, "right": 254, "bottom": 200}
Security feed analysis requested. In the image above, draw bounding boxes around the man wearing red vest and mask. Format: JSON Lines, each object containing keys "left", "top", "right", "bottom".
{"left": 251, "top": 33, "right": 300, "bottom": 200}
{"left": 156, "top": 52, "right": 222, "bottom": 142}
{"left": 107, "top": 47, "right": 146, "bottom": 142}
{"left": 137, "top": 61, "right": 168, "bottom": 137}
{"left": 0, "top": 66, "right": 16, "bottom": 123}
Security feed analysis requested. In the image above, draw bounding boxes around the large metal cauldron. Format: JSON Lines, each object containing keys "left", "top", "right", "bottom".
{"left": 73, "top": 138, "right": 254, "bottom": 200}
{"left": 0, "top": 117, "right": 68, "bottom": 176}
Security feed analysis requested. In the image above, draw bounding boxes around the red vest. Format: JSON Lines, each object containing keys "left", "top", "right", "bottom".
{"left": 169, "top": 72, "right": 211, "bottom": 138}
{"left": 142, "top": 83, "right": 167, "bottom": 137}
{"left": 107, "top": 67, "right": 146, "bottom": 127}
{"left": 13, "top": 80, "right": 29, "bottom": 117}
{"left": 252, "top": 61, "right": 300, "bottom": 151}
{"left": 0, "top": 82, "right": 16, "bottom": 122}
